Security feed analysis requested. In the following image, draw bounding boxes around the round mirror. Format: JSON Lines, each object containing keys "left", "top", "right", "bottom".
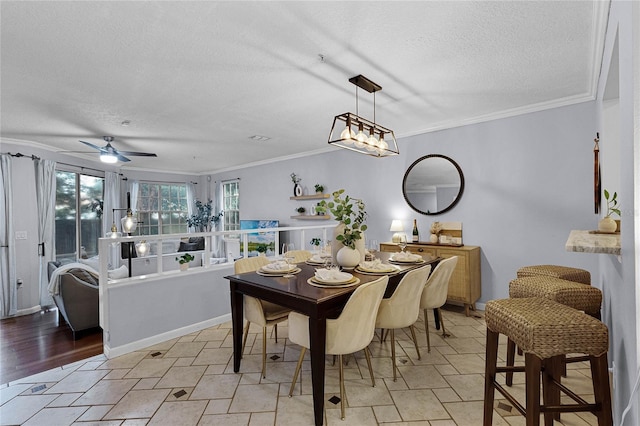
{"left": 402, "top": 154, "right": 465, "bottom": 215}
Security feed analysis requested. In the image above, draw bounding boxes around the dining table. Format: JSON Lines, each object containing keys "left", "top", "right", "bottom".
{"left": 225, "top": 251, "right": 440, "bottom": 426}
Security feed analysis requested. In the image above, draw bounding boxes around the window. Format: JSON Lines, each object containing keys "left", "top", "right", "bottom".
{"left": 223, "top": 180, "right": 240, "bottom": 231}
{"left": 135, "top": 182, "right": 189, "bottom": 235}
{"left": 55, "top": 171, "right": 104, "bottom": 263}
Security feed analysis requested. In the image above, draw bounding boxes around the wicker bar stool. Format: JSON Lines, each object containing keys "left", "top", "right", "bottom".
{"left": 516, "top": 264, "right": 591, "bottom": 285}
{"left": 506, "top": 275, "right": 603, "bottom": 385}
{"left": 483, "top": 297, "right": 612, "bottom": 426}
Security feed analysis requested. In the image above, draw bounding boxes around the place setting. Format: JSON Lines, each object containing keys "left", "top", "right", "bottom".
{"left": 388, "top": 251, "right": 425, "bottom": 264}
{"left": 355, "top": 258, "right": 400, "bottom": 275}
{"left": 256, "top": 259, "right": 301, "bottom": 277}
{"left": 305, "top": 251, "right": 332, "bottom": 266}
{"left": 307, "top": 265, "right": 360, "bottom": 288}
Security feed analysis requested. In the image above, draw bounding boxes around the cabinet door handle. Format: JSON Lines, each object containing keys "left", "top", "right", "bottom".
{"left": 417, "top": 248, "right": 424, "bottom": 252}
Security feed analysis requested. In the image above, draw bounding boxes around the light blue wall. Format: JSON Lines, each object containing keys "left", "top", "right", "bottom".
{"left": 211, "top": 101, "right": 599, "bottom": 306}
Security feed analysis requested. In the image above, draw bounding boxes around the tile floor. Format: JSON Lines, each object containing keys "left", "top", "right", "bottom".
{"left": 1, "top": 307, "right": 600, "bottom": 425}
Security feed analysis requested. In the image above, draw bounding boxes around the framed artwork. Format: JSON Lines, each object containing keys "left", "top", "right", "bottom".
{"left": 240, "top": 220, "right": 279, "bottom": 257}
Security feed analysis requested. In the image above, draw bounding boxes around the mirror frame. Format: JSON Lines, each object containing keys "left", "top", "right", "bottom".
{"left": 402, "top": 154, "right": 465, "bottom": 215}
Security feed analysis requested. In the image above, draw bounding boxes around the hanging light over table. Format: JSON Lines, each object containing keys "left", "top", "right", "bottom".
{"left": 328, "top": 75, "right": 399, "bottom": 157}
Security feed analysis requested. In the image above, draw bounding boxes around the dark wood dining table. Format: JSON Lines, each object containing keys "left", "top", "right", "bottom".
{"left": 225, "top": 251, "right": 439, "bottom": 426}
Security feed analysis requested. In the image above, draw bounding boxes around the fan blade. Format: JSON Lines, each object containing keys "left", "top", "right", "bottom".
{"left": 116, "top": 153, "right": 132, "bottom": 162}
{"left": 79, "top": 140, "right": 106, "bottom": 152}
{"left": 117, "top": 151, "right": 157, "bottom": 157}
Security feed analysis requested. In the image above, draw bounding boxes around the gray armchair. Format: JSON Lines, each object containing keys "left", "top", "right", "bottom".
{"left": 47, "top": 261, "right": 100, "bottom": 339}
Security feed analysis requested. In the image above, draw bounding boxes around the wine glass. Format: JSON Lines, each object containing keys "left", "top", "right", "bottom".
{"left": 367, "top": 239, "right": 378, "bottom": 260}
{"left": 283, "top": 243, "right": 295, "bottom": 278}
{"left": 398, "top": 235, "right": 407, "bottom": 253}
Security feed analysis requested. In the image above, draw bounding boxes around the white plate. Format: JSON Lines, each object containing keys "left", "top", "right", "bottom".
{"left": 307, "top": 277, "right": 360, "bottom": 288}
{"left": 356, "top": 263, "right": 398, "bottom": 273}
{"left": 313, "top": 271, "right": 353, "bottom": 284}
{"left": 260, "top": 264, "right": 297, "bottom": 274}
{"left": 256, "top": 267, "right": 301, "bottom": 277}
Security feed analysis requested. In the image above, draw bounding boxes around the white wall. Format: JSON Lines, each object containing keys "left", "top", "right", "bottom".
{"left": 596, "top": 1, "right": 639, "bottom": 424}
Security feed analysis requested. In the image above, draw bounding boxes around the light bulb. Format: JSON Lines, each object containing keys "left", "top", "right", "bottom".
{"left": 366, "top": 129, "right": 378, "bottom": 151}
{"left": 377, "top": 133, "right": 388, "bottom": 150}
{"left": 355, "top": 124, "right": 366, "bottom": 148}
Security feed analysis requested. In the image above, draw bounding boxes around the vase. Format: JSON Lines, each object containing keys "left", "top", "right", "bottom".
{"left": 331, "top": 223, "right": 346, "bottom": 264}
{"left": 336, "top": 246, "right": 360, "bottom": 270}
{"left": 429, "top": 233, "right": 438, "bottom": 243}
{"left": 293, "top": 183, "right": 303, "bottom": 197}
{"left": 180, "top": 263, "right": 189, "bottom": 271}
{"left": 355, "top": 235, "right": 365, "bottom": 263}
{"left": 598, "top": 216, "right": 617, "bottom": 233}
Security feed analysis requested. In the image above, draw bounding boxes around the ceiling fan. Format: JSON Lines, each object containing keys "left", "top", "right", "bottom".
{"left": 79, "top": 136, "right": 157, "bottom": 163}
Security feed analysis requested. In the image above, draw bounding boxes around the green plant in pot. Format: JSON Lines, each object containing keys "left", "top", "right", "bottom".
{"left": 176, "top": 253, "right": 195, "bottom": 270}
{"left": 318, "top": 189, "right": 367, "bottom": 269}
{"left": 314, "top": 184, "right": 324, "bottom": 193}
{"left": 598, "top": 189, "right": 620, "bottom": 233}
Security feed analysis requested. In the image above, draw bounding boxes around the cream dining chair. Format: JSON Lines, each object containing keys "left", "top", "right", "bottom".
{"left": 375, "top": 265, "right": 432, "bottom": 381}
{"left": 420, "top": 256, "right": 458, "bottom": 352}
{"left": 234, "top": 256, "right": 291, "bottom": 378}
{"left": 286, "top": 249, "right": 312, "bottom": 264}
{"left": 288, "top": 275, "right": 389, "bottom": 420}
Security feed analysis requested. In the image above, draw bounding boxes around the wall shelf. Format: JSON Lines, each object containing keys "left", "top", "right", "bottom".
{"left": 290, "top": 193, "right": 330, "bottom": 201}
{"left": 290, "top": 215, "right": 330, "bottom": 220}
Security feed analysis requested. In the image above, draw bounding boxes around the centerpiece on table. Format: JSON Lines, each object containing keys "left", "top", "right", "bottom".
{"left": 317, "top": 189, "right": 367, "bottom": 269}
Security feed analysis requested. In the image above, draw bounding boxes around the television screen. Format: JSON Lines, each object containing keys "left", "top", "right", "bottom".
{"left": 240, "top": 220, "right": 279, "bottom": 257}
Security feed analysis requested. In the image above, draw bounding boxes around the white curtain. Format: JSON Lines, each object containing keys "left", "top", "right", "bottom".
{"left": 186, "top": 182, "right": 196, "bottom": 233}
{"left": 103, "top": 172, "right": 121, "bottom": 268}
{"left": 35, "top": 159, "right": 56, "bottom": 308}
{"left": 0, "top": 155, "right": 17, "bottom": 317}
{"left": 214, "top": 180, "right": 224, "bottom": 256}
{"left": 127, "top": 179, "right": 139, "bottom": 213}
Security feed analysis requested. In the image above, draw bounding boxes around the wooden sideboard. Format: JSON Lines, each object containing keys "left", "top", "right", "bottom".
{"left": 380, "top": 242, "right": 481, "bottom": 316}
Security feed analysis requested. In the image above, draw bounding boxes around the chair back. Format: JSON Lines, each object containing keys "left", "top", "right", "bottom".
{"left": 234, "top": 256, "right": 270, "bottom": 274}
{"left": 375, "top": 265, "right": 432, "bottom": 329}
{"left": 287, "top": 250, "right": 312, "bottom": 263}
{"left": 326, "top": 276, "right": 389, "bottom": 355}
{"left": 420, "top": 256, "right": 459, "bottom": 310}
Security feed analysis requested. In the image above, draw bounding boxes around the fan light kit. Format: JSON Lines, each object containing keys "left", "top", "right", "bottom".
{"left": 80, "top": 136, "right": 157, "bottom": 164}
{"left": 328, "top": 75, "right": 399, "bottom": 157}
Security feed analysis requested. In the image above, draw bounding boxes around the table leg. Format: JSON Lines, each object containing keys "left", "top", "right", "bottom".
{"left": 309, "top": 316, "right": 327, "bottom": 426}
{"left": 230, "top": 283, "right": 243, "bottom": 373}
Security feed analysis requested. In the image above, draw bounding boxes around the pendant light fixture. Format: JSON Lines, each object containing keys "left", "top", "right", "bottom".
{"left": 328, "top": 75, "right": 399, "bottom": 157}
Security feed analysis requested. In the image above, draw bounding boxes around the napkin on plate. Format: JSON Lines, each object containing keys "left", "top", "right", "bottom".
{"left": 391, "top": 251, "right": 422, "bottom": 262}
{"left": 359, "top": 259, "right": 395, "bottom": 271}
{"left": 314, "top": 268, "right": 352, "bottom": 283}
{"left": 309, "top": 255, "right": 326, "bottom": 263}
{"left": 263, "top": 260, "right": 293, "bottom": 272}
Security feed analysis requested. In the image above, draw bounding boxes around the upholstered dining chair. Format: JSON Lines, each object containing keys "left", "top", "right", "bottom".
{"left": 286, "top": 249, "right": 312, "bottom": 263}
{"left": 288, "top": 276, "right": 389, "bottom": 420}
{"left": 419, "top": 256, "right": 458, "bottom": 352}
{"left": 375, "top": 265, "right": 432, "bottom": 381}
{"left": 234, "top": 256, "right": 291, "bottom": 378}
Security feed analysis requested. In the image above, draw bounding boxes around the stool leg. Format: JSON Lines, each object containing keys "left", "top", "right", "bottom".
{"left": 525, "top": 353, "right": 542, "bottom": 426}
{"left": 542, "top": 355, "right": 562, "bottom": 425}
{"left": 483, "top": 329, "right": 499, "bottom": 426}
{"left": 590, "top": 354, "right": 613, "bottom": 426}
{"left": 506, "top": 338, "right": 516, "bottom": 386}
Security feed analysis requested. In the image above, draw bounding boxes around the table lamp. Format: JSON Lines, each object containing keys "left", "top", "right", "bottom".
{"left": 390, "top": 220, "right": 404, "bottom": 243}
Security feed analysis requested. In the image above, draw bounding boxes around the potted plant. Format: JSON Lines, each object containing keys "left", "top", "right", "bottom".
{"left": 176, "top": 253, "right": 195, "bottom": 271}
{"left": 296, "top": 206, "right": 306, "bottom": 214}
{"left": 318, "top": 189, "right": 367, "bottom": 268}
{"left": 598, "top": 189, "right": 620, "bottom": 233}
{"left": 186, "top": 199, "right": 223, "bottom": 232}
{"left": 314, "top": 184, "right": 324, "bottom": 194}
{"left": 256, "top": 244, "right": 268, "bottom": 256}
{"left": 310, "top": 237, "right": 322, "bottom": 253}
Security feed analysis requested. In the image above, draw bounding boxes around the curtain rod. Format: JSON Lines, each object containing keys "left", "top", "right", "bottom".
{"left": 121, "top": 177, "right": 197, "bottom": 185}
{"left": 1, "top": 152, "right": 41, "bottom": 160}
{"left": 1, "top": 151, "right": 119, "bottom": 175}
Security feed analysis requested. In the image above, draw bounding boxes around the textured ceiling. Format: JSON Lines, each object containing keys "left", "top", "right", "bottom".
{"left": 0, "top": 1, "right": 608, "bottom": 174}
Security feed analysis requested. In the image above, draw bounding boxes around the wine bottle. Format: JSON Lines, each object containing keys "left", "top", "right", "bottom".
{"left": 412, "top": 219, "right": 419, "bottom": 242}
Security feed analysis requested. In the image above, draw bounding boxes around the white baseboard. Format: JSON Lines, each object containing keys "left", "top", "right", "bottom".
{"left": 103, "top": 313, "right": 232, "bottom": 359}
{"left": 8, "top": 305, "right": 43, "bottom": 318}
